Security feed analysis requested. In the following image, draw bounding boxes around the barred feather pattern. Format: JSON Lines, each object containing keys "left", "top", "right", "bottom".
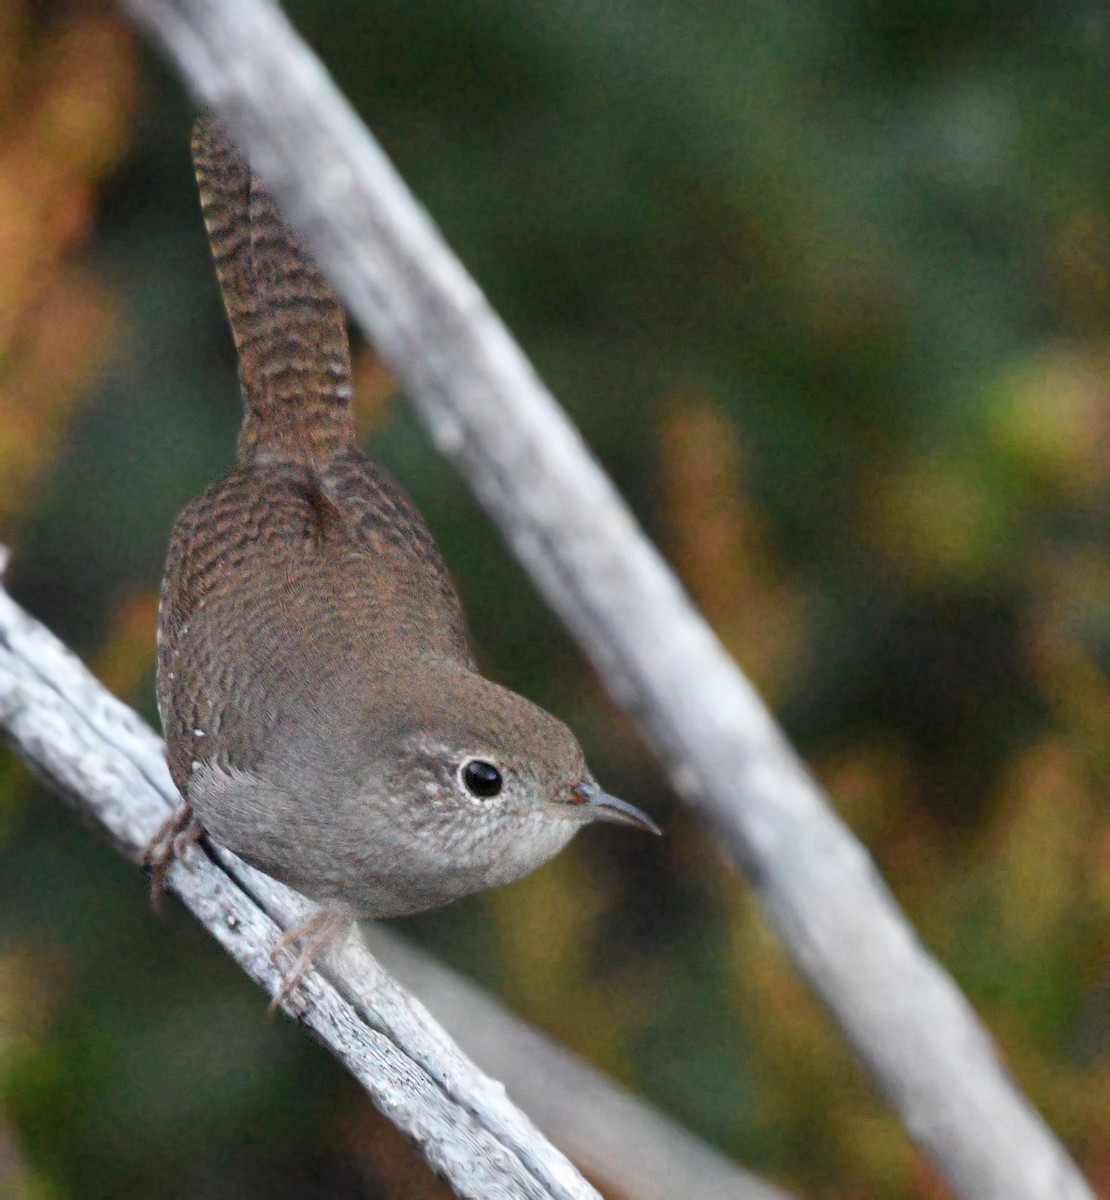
{"left": 191, "top": 114, "right": 355, "bottom": 468}
{"left": 158, "top": 117, "right": 474, "bottom": 796}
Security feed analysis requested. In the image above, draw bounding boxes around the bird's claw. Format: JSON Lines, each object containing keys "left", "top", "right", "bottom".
{"left": 268, "top": 906, "right": 352, "bottom": 1013}
{"left": 143, "top": 802, "right": 202, "bottom": 909}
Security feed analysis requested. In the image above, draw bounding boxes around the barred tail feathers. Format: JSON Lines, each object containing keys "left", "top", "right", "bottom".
{"left": 191, "top": 114, "right": 355, "bottom": 468}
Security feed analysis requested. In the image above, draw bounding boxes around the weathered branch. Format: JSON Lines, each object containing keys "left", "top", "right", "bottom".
{"left": 112, "top": 3, "right": 1097, "bottom": 1199}
{"left": 0, "top": 565, "right": 785, "bottom": 1200}
{"left": 366, "top": 926, "right": 790, "bottom": 1200}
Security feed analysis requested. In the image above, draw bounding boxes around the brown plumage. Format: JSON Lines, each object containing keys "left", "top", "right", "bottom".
{"left": 151, "top": 115, "right": 658, "bottom": 996}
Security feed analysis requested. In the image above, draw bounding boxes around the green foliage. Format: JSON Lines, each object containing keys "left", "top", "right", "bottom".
{"left": 1, "top": 0, "right": 1108, "bottom": 1196}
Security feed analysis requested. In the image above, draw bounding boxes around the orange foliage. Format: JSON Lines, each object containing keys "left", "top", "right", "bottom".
{"left": 91, "top": 589, "right": 158, "bottom": 699}
{"left": 0, "top": 0, "right": 135, "bottom": 527}
{"left": 653, "top": 371, "right": 1110, "bottom": 1196}
{"left": 351, "top": 342, "right": 398, "bottom": 440}
{"left": 660, "top": 392, "right": 806, "bottom": 699}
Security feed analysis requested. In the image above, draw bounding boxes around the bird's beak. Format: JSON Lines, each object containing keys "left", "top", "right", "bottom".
{"left": 571, "top": 782, "right": 662, "bottom": 835}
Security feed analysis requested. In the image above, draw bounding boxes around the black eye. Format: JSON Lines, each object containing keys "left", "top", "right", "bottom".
{"left": 461, "top": 759, "right": 503, "bottom": 799}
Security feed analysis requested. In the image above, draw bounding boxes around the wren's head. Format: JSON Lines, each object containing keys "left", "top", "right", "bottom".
{"left": 337, "top": 667, "right": 660, "bottom": 917}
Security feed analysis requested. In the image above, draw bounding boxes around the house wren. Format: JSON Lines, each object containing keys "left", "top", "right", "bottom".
{"left": 150, "top": 116, "right": 658, "bottom": 987}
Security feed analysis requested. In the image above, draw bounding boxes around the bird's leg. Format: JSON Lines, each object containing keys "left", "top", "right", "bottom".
{"left": 269, "top": 904, "right": 353, "bottom": 1012}
{"left": 144, "top": 801, "right": 203, "bottom": 909}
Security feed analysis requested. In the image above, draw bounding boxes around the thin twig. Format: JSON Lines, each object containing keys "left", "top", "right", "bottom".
{"left": 0, "top": 571, "right": 789, "bottom": 1200}
{"left": 113, "top": 3, "right": 1097, "bottom": 1199}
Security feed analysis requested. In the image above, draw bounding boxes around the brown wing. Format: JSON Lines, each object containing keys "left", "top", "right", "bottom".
{"left": 325, "top": 446, "right": 474, "bottom": 664}
{"left": 159, "top": 116, "right": 474, "bottom": 795}
{"left": 157, "top": 459, "right": 474, "bottom": 794}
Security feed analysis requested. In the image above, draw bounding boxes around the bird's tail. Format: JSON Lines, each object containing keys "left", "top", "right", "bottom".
{"left": 191, "top": 114, "right": 355, "bottom": 469}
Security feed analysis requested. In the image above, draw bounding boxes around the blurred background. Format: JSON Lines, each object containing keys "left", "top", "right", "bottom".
{"left": 0, "top": 0, "right": 1108, "bottom": 1196}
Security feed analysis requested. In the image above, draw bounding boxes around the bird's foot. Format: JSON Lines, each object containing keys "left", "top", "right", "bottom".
{"left": 269, "top": 905, "right": 353, "bottom": 1013}
{"left": 144, "top": 801, "right": 202, "bottom": 909}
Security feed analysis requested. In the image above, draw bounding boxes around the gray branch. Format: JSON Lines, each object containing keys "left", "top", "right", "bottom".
{"left": 0, "top": 562, "right": 788, "bottom": 1200}
{"left": 365, "top": 925, "right": 787, "bottom": 1200}
{"left": 112, "top": 2, "right": 1098, "bottom": 1199}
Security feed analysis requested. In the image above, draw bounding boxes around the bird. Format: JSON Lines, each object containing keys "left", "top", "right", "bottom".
{"left": 149, "top": 114, "right": 659, "bottom": 996}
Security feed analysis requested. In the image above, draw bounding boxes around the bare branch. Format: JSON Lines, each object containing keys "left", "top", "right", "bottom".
{"left": 367, "top": 926, "right": 791, "bottom": 1200}
{"left": 113, "top": 2, "right": 1097, "bottom": 1198}
{"left": 0, "top": 567, "right": 790, "bottom": 1200}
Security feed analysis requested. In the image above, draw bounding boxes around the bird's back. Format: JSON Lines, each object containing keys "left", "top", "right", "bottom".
{"left": 157, "top": 117, "right": 472, "bottom": 796}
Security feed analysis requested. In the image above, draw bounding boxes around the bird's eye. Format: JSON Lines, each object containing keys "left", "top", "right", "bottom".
{"left": 460, "top": 759, "right": 503, "bottom": 799}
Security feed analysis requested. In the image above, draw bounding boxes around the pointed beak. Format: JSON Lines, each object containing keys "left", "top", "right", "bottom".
{"left": 571, "top": 782, "right": 662, "bottom": 836}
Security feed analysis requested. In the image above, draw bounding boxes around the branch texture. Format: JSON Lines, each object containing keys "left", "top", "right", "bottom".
{"left": 0, "top": 569, "right": 783, "bottom": 1200}
{"left": 367, "top": 926, "right": 789, "bottom": 1200}
{"left": 115, "top": 3, "right": 1097, "bottom": 1199}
